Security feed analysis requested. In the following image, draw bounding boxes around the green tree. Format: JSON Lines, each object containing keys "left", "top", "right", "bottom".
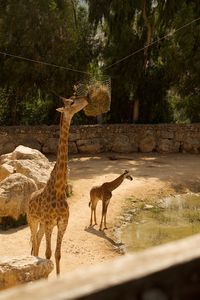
{"left": 167, "top": 1, "right": 200, "bottom": 122}
{"left": 0, "top": 0, "right": 94, "bottom": 124}
{"left": 86, "top": 0, "right": 199, "bottom": 124}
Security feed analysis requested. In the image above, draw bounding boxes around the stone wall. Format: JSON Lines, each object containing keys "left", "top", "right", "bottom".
{"left": 0, "top": 124, "right": 199, "bottom": 155}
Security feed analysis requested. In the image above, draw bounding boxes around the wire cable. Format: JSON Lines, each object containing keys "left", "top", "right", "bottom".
{"left": 0, "top": 16, "right": 199, "bottom": 73}
{"left": 104, "top": 16, "right": 200, "bottom": 70}
{"left": 0, "top": 51, "right": 89, "bottom": 74}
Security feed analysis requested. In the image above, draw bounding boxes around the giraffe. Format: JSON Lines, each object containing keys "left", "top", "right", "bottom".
{"left": 27, "top": 96, "right": 88, "bottom": 275}
{"left": 89, "top": 170, "right": 133, "bottom": 231}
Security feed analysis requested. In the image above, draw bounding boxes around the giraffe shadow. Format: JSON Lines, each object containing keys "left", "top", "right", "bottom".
{"left": 84, "top": 226, "right": 124, "bottom": 247}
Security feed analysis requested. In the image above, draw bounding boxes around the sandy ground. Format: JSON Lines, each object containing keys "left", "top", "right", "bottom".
{"left": 0, "top": 153, "right": 199, "bottom": 278}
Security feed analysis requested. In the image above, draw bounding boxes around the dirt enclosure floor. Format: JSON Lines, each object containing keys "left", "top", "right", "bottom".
{"left": 0, "top": 153, "right": 199, "bottom": 279}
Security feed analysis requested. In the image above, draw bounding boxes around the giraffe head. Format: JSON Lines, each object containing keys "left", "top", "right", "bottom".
{"left": 58, "top": 96, "right": 88, "bottom": 116}
{"left": 123, "top": 170, "right": 133, "bottom": 181}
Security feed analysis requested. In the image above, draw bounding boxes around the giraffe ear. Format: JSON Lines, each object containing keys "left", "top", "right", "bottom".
{"left": 59, "top": 96, "right": 73, "bottom": 106}
{"left": 56, "top": 107, "right": 64, "bottom": 113}
{"left": 124, "top": 170, "right": 129, "bottom": 174}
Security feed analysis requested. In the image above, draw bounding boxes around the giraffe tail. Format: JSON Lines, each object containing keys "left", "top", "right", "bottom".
{"left": 89, "top": 201, "right": 91, "bottom": 207}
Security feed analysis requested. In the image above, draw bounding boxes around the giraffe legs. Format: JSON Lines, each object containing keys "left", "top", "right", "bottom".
{"left": 45, "top": 224, "right": 54, "bottom": 260}
{"left": 99, "top": 203, "right": 105, "bottom": 231}
{"left": 103, "top": 201, "right": 110, "bottom": 229}
{"left": 29, "top": 216, "right": 68, "bottom": 276}
{"left": 55, "top": 219, "right": 68, "bottom": 275}
{"left": 94, "top": 206, "right": 97, "bottom": 225}
{"left": 35, "top": 223, "right": 45, "bottom": 256}
{"left": 29, "top": 220, "right": 39, "bottom": 256}
{"left": 90, "top": 206, "right": 97, "bottom": 226}
{"left": 90, "top": 199, "right": 98, "bottom": 226}
{"left": 99, "top": 199, "right": 110, "bottom": 231}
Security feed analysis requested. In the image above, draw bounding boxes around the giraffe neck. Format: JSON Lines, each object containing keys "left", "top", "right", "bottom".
{"left": 105, "top": 173, "right": 125, "bottom": 192}
{"left": 46, "top": 112, "right": 71, "bottom": 197}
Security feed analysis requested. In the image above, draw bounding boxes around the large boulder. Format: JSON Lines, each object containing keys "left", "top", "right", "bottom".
{"left": 1, "top": 145, "right": 48, "bottom": 162}
{"left": 0, "top": 145, "right": 53, "bottom": 189}
{"left": 6, "top": 159, "right": 52, "bottom": 189}
{"left": 0, "top": 256, "right": 54, "bottom": 290}
{"left": 0, "top": 173, "right": 37, "bottom": 219}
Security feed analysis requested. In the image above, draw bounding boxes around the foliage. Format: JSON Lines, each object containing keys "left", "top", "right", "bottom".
{"left": 0, "top": 0, "right": 95, "bottom": 124}
{"left": 86, "top": 0, "right": 200, "bottom": 124}
{"left": 161, "top": 1, "right": 200, "bottom": 123}
{"left": 0, "top": 0, "right": 199, "bottom": 124}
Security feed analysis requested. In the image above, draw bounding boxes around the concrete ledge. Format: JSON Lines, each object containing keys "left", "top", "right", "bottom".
{"left": 1, "top": 234, "right": 200, "bottom": 299}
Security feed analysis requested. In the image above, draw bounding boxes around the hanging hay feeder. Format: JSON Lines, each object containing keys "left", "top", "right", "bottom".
{"left": 75, "top": 76, "right": 111, "bottom": 117}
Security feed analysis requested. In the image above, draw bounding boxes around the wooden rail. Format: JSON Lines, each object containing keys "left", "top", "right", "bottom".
{"left": 1, "top": 234, "right": 200, "bottom": 300}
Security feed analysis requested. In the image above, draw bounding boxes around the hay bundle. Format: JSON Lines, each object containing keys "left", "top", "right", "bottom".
{"left": 83, "top": 83, "right": 111, "bottom": 117}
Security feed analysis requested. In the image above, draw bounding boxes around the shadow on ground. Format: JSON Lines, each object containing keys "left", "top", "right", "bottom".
{"left": 85, "top": 226, "right": 124, "bottom": 247}
{"left": 69, "top": 153, "right": 200, "bottom": 193}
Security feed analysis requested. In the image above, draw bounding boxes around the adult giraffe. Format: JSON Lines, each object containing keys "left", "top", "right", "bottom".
{"left": 27, "top": 96, "right": 88, "bottom": 275}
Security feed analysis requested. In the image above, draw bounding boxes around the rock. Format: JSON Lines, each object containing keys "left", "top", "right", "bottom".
{"left": 68, "top": 142, "right": 78, "bottom": 154}
{"left": 0, "top": 173, "right": 37, "bottom": 219}
{"left": 7, "top": 159, "right": 53, "bottom": 189}
{"left": 77, "top": 139, "right": 103, "bottom": 154}
{"left": 11, "top": 145, "right": 48, "bottom": 161}
{"left": 111, "top": 135, "right": 133, "bottom": 153}
{"left": 158, "top": 139, "right": 180, "bottom": 153}
{"left": 42, "top": 137, "right": 58, "bottom": 154}
{"left": 0, "top": 164, "right": 15, "bottom": 182}
{"left": 160, "top": 131, "right": 174, "bottom": 139}
{"left": 139, "top": 135, "right": 156, "bottom": 153}
{"left": 0, "top": 153, "right": 13, "bottom": 165}
{"left": 144, "top": 204, "right": 154, "bottom": 210}
{"left": 0, "top": 256, "right": 54, "bottom": 290}
{"left": 0, "top": 146, "right": 53, "bottom": 189}
{"left": 182, "top": 137, "right": 200, "bottom": 154}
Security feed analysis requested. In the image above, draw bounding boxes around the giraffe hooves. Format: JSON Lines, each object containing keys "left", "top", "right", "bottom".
{"left": 99, "top": 227, "right": 107, "bottom": 231}
{"left": 89, "top": 223, "right": 98, "bottom": 227}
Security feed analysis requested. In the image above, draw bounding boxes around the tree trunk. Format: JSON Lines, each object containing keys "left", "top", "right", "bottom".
{"left": 133, "top": 100, "right": 139, "bottom": 123}
{"left": 142, "top": 0, "right": 154, "bottom": 70}
{"left": 8, "top": 89, "right": 17, "bottom": 125}
{"left": 132, "top": 0, "right": 155, "bottom": 123}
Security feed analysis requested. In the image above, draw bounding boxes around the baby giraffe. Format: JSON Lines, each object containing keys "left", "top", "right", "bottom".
{"left": 89, "top": 170, "right": 133, "bottom": 230}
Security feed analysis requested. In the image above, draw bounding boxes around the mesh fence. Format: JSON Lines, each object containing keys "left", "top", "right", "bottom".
{"left": 75, "top": 75, "right": 111, "bottom": 98}
{"left": 75, "top": 75, "right": 111, "bottom": 116}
